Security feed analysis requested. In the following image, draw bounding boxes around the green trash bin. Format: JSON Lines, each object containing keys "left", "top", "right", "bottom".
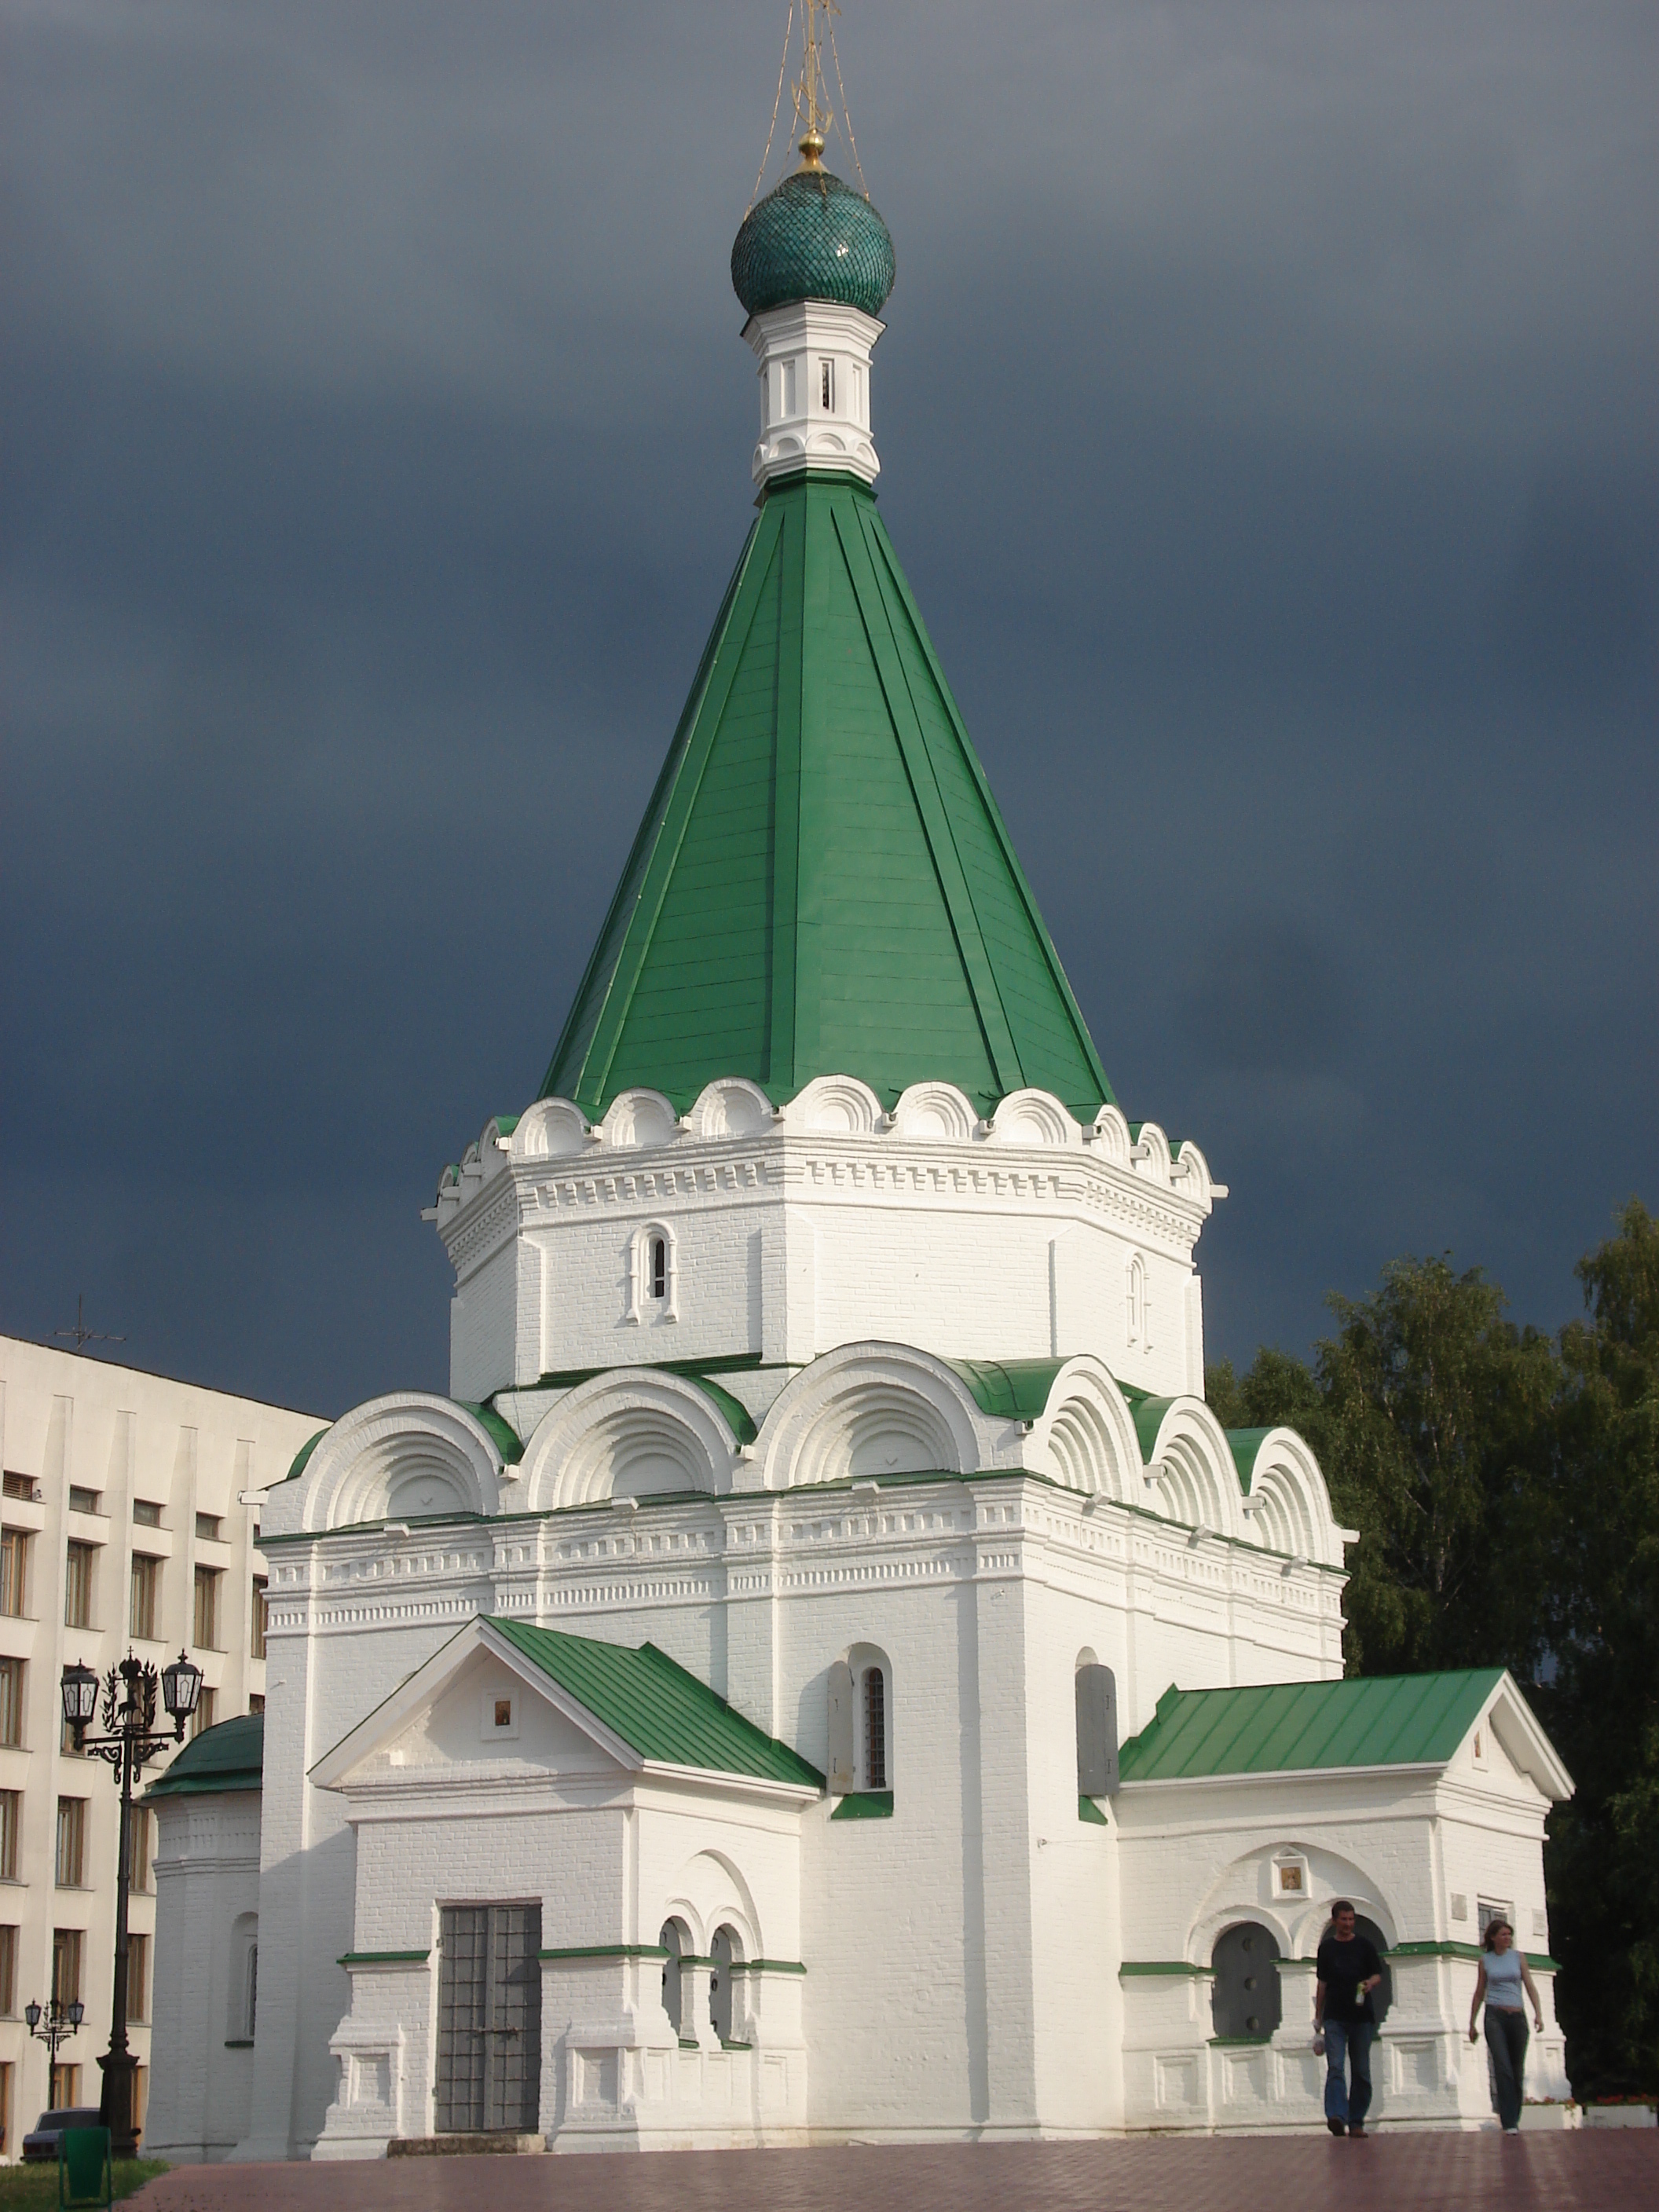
{"left": 58, "top": 2126, "right": 112, "bottom": 2210}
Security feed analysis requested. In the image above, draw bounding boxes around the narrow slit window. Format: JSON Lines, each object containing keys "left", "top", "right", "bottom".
{"left": 650, "top": 1236, "right": 668, "bottom": 1301}
{"left": 819, "top": 358, "right": 833, "bottom": 410}
{"left": 863, "top": 1666, "right": 887, "bottom": 1791}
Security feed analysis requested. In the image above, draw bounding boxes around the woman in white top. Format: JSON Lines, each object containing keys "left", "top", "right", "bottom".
{"left": 1469, "top": 1918, "right": 1545, "bottom": 2132}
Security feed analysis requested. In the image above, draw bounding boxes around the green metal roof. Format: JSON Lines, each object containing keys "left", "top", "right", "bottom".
{"left": 731, "top": 167, "right": 896, "bottom": 320}
{"left": 539, "top": 474, "right": 1113, "bottom": 1123}
{"left": 489, "top": 1620, "right": 822, "bottom": 1788}
{"left": 946, "top": 1357, "right": 1070, "bottom": 1422}
{"left": 1226, "top": 1426, "right": 1274, "bottom": 1490}
{"left": 144, "top": 1712, "right": 265, "bottom": 1800}
{"left": 1118, "top": 1671, "right": 1507, "bottom": 1783}
{"left": 457, "top": 1400, "right": 526, "bottom": 1465}
{"left": 284, "top": 1426, "right": 329, "bottom": 1483}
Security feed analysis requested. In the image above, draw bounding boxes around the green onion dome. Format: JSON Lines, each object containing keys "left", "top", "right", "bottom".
{"left": 731, "top": 166, "right": 896, "bottom": 320}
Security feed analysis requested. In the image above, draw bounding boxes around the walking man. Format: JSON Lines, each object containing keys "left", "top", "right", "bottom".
{"left": 1314, "top": 1899, "right": 1385, "bottom": 2136}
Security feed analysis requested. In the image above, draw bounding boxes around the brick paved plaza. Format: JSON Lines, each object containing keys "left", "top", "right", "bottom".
{"left": 134, "top": 2134, "right": 1657, "bottom": 2212}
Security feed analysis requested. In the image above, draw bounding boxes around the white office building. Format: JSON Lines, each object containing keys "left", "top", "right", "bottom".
{"left": 0, "top": 1335, "right": 320, "bottom": 2155}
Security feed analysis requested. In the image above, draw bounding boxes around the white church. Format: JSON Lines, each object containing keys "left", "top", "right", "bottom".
{"left": 145, "top": 24, "right": 1573, "bottom": 2158}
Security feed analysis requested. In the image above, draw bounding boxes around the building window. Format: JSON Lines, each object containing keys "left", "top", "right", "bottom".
{"left": 628, "top": 1224, "right": 678, "bottom": 1324}
{"left": 0, "top": 1530, "right": 27, "bottom": 1618}
{"left": 126, "top": 1932, "right": 149, "bottom": 2024}
{"left": 1075, "top": 1659, "right": 1119, "bottom": 1798}
{"left": 243, "top": 1938, "right": 258, "bottom": 2038}
{"left": 68, "top": 1488, "right": 100, "bottom": 1518}
{"left": 64, "top": 1542, "right": 94, "bottom": 1630}
{"left": 247, "top": 1693, "right": 265, "bottom": 1715}
{"left": 0, "top": 1925, "right": 16, "bottom": 2014}
{"left": 50, "top": 2064, "right": 79, "bottom": 2111}
{"left": 659, "top": 1919, "right": 689, "bottom": 2040}
{"left": 1478, "top": 1897, "right": 1514, "bottom": 1939}
{"left": 193, "top": 1565, "right": 222, "bottom": 1650}
{"left": 819, "top": 357, "right": 833, "bottom": 409}
{"left": 2, "top": 1474, "right": 38, "bottom": 1503}
{"left": 190, "top": 1686, "right": 218, "bottom": 1741}
{"left": 0, "top": 2057, "right": 11, "bottom": 2156}
{"left": 251, "top": 1577, "right": 269, "bottom": 1660}
{"left": 130, "top": 1555, "right": 160, "bottom": 1643}
{"left": 0, "top": 1794, "right": 18, "bottom": 1882}
{"left": 1126, "top": 1255, "right": 1150, "bottom": 1349}
{"left": 709, "top": 1925, "right": 739, "bottom": 2046}
{"left": 862, "top": 1665, "right": 887, "bottom": 1792}
{"left": 128, "top": 1810, "right": 152, "bottom": 1895}
{"left": 195, "top": 1513, "right": 222, "bottom": 1543}
{"left": 55, "top": 1799, "right": 86, "bottom": 1888}
{"left": 0, "top": 1661, "right": 21, "bottom": 1749}
{"left": 52, "top": 1928, "right": 82, "bottom": 2009}
{"left": 132, "top": 1500, "right": 163, "bottom": 1529}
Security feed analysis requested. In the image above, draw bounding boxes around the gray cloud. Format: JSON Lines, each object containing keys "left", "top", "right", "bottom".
{"left": 4, "top": 0, "right": 1655, "bottom": 1410}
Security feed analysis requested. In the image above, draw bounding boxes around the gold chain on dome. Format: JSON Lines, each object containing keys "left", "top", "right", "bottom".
{"left": 745, "top": 0, "right": 871, "bottom": 211}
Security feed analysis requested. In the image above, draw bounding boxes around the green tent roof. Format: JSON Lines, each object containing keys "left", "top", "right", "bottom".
{"left": 1118, "top": 1671, "right": 1507, "bottom": 1782}
{"left": 489, "top": 1620, "right": 822, "bottom": 1788}
{"left": 540, "top": 474, "right": 1113, "bottom": 1122}
{"left": 145, "top": 1712, "right": 265, "bottom": 1800}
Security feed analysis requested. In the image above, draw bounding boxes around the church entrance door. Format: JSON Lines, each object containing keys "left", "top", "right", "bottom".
{"left": 435, "top": 1903, "right": 543, "bottom": 2133}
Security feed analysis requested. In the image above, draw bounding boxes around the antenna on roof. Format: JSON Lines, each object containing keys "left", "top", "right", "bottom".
{"left": 55, "top": 1293, "right": 125, "bottom": 1356}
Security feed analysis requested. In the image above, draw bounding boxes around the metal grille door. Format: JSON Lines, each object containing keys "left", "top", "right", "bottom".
{"left": 436, "top": 1905, "right": 542, "bottom": 2133}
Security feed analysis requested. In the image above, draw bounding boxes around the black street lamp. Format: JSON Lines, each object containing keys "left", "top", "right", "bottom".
{"left": 24, "top": 1994, "right": 86, "bottom": 2078}
{"left": 60, "top": 1650, "right": 203, "bottom": 2156}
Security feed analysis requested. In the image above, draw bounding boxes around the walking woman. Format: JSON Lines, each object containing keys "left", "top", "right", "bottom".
{"left": 1469, "top": 1918, "right": 1544, "bottom": 2132}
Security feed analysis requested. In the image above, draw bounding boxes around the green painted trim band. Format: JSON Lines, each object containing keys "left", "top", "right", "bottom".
{"left": 529, "top": 1352, "right": 775, "bottom": 1390}
{"left": 730, "top": 1959, "right": 808, "bottom": 1976}
{"left": 830, "top": 1789, "right": 894, "bottom": 1820}
{"left": 537, "top": 1945, "right": 668, "bottom": 1963}
{"left": 1386, "top": 1941, "right": 1559, "bottom": 1971}
{"left": 339, "top": 1950, "right": 430, "bottom": 1966}
{"left": 224, "top": 2038, "right": 255, "bottom": 2049}
{"left": 1210, "top": 2036, "right": 1272, "bottom": 2046}
{"left": 1119, "top": 1961, "right": 1212, "bottom": 1979}
{"left": 1078, "top": 1794, "right": 1109, "bottom": 1825}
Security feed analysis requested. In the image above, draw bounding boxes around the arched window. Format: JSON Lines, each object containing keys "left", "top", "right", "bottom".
{"left": 628, "top": 1224, "right": 678, "bottom": 1324}
{"left": 863, "top": 1666, "right": 887, "bottom": 1792}
{"left": 1126, "top": 1255, "right": 1149, "bottom": 1348}
{"left": 228, "top": 1912, "right": 258, "bottom": 2041}
{"left": 829, "top": 1645, "right": 894, "bottom": 1803}
{"left": 659, "top": 1918, "right": 689, "bottom": 2040}
{"left": 1075, "top": 1657, "right": 1119, "bottom": 1798}
{"left": 709, "top": 1925, "right": 742, "bottom": 2047}
{"left": 1210, "top": 1921, "right": 1282, "bottom": 2041}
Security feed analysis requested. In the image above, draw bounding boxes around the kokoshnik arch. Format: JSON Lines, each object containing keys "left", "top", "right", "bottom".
{"left": 143, "top": 8, "right": 1573, "bottom": 2155}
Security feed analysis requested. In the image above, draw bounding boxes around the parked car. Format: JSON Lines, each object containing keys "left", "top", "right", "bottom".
{"left": 21, "top": 2108, "right": 103, "bottom": 2163}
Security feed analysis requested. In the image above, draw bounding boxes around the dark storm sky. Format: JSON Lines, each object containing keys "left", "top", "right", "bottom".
{"left": 5, "top": 2, "right": 1656, "bottom": 1419}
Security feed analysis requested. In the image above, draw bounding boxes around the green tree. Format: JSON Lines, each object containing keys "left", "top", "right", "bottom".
{"left": 1536, "top": 1200, "right": 1659, "bottom": 2096}
{"left": 1210, "top": 1259, "right": 1556, "bottom": 1676}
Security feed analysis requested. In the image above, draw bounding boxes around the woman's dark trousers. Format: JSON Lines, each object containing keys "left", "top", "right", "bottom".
{"left": 1485, "top": 2007, "right": 1529, "bottom": 2129}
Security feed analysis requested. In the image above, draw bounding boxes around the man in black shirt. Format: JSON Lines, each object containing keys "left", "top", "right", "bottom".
{"left": 1314, "top": 1899, "right": 1385, "bottom": 2136}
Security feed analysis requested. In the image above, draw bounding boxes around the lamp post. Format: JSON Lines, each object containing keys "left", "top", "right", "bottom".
{"left": 24, "top": 1994, "right": 86, "bottom": 2089}
{"left": 60, "top": 1650, "right": 202, "bottom": 2156}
